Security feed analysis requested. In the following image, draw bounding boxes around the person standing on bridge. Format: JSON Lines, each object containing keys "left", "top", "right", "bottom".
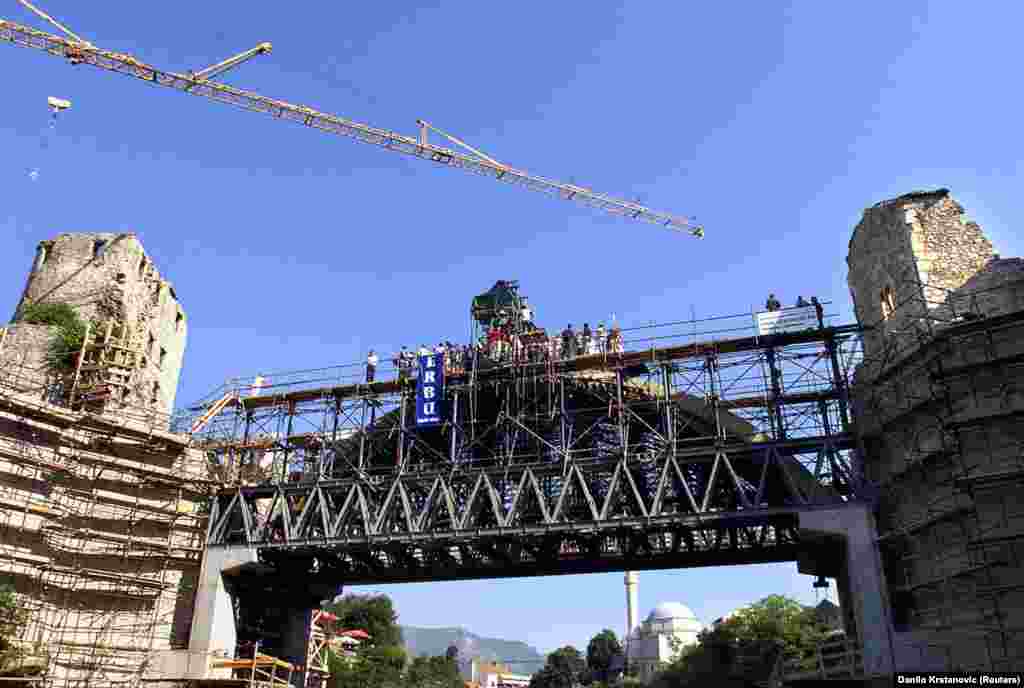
{"left": 811, "top": 296, "right": 824, "bottom": 328}
{"left": 796, "top": 296, "right": 809, "bottom": 308}
{"left": 766, "top": 294, "right": 781, "bottom": 311}
{"left": 366, "top": 350, "right": 378, "bottom": 383}
{"left": 562, "top": 324, "right": 576, "bottom": 359}
{"left": 396, "top": 346, "right": 412, "bottom": 382}
{"left": 521, "top": 298, "right": 533, "bottom": 328}
{"left": 609, "top": 325, "right": 624, "bottom": 354}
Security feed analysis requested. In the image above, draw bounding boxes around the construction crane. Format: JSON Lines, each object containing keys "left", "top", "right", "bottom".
{"left": 2, "top": 2, "right": 704, "bottom": 237}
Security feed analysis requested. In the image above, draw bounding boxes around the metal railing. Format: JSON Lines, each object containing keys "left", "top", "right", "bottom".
{"left": 768, "top": 636, "right": 863, "bottom": 685}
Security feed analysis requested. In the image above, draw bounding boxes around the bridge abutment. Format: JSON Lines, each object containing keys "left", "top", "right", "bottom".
{"left": 186, "top": 545, "right": 337, "bottom": 686}
{"left": 186, "top": 545, "right": 260, "bottom": 677}
{"left": 798, "top": 504, "right": 895, "bottom": 678}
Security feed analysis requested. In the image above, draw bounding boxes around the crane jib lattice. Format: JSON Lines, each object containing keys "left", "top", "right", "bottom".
{"left": 0, "top": 17, "right": 702, "bottom": 235}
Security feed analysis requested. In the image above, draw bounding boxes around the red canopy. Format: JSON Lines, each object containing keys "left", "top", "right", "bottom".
{"left": 339, "top": 629, "right": 371, "bottom": 640}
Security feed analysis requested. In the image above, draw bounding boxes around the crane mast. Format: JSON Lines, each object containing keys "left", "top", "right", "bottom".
{"left": 0, "top": 11, "right": 704, "bottom": 237}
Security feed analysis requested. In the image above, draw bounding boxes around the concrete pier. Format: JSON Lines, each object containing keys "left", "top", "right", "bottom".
{"left": 798, "top": 504, "right": 895, "bottom": 677}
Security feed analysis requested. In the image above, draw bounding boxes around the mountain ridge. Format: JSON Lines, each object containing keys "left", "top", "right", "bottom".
{"left": 401, "top": 625, "right": 545, "bottom": 675}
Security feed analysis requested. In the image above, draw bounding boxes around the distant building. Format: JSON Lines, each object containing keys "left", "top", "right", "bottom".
{"left": 626, "top": 602, "right": 702, "bottom": 683}
{"left": 462, "top": 660, "right": 531, "bottom": 688}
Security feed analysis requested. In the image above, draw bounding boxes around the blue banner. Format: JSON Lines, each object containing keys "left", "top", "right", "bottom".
{"left": 415, "top": 353, "right": 445, "bottom": 426}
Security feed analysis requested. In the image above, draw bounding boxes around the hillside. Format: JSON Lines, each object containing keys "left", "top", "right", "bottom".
{"left": 401, "top": 626, "right": 545, "bottom": 675}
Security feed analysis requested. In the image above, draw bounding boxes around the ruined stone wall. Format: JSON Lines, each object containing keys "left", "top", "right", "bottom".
{"left": 0, "top": 324, "right": 52, "bottom": 394}
{"left": 0, "top": 386, "right": 210, "bottom": 686}
{"left": 851, "top": 314, "right": 1024, "bottom": 671}
{"left": 848, "top": 191, "right": 1024, "bottom": 671}
{"left": 905, "top": 195, "right": 994, "bottom": 311}
{"left": 953, "top": 258, "right": 1024, "bottom": 318}
{"left": 10, "top": 233, "right": 187, "bottom": 415}
{"left": 847, "top": 190, "right": 994, "bottom": 359}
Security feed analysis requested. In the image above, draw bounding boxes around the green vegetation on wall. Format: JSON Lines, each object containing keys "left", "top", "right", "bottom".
{"left": 18, "top": 302, "right": 88, "bottom": 371}
{"left": 0, "top": 582, "right": 29, "bottom": 672}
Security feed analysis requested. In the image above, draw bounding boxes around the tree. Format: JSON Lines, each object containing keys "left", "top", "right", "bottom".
{"left": 328, "top": 594, "right": 404, "bottom": 648}
{"left": 585, "top": 630, "right": 621, "bottom": 684}
{"left": 0, "top": 583, "right": 29, "bottom": 673}
{"left": 722, "top": 595, "right": 827, "bottom": 658}
{"left": 649, "top": 595, "right": 833, "bottom": 688}
{"left": 328, "top": 644, "right": 406, "bottom": 688}
{"left": 530, "top": 646, "right": 585, "bottom": 688}
{"left": 407, "top": 655, "right": 463, "bottom": 688}
{"left": 326, "top": 593, "right": 405, "bottom": 688}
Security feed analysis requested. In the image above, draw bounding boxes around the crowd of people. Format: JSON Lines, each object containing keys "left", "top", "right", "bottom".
{"left": 362, "top": 295, "right": 835, "bottom": 383}
{"left": 364, "top": 319, "right": 628, "bottom": 382}
{"left": 476, "top": 315, "right": 625, "bottom": 365}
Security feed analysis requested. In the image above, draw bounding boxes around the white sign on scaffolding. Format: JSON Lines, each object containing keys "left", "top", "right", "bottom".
{"left": 754, "top": 307, "right": 818, "bottom": 336}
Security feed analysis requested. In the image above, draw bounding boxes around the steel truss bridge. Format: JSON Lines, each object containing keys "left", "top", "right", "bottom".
{"left": 185, "top": 313, "right": 865, "bottom": 586}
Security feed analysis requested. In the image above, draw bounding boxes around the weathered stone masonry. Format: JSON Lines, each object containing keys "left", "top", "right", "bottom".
{"left": 847, "top": 190, "right": 1024, "bottom": 672}
{"left": 11, "top": 233, "right": 187, "bottom": 416}
{"left": 0, "top": 232, "right": 211, "bottom": 687}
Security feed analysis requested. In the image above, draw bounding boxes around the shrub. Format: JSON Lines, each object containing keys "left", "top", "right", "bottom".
{"left": 19, "top": 302, "right": 87, "bottom": 371}
{"left": 0, "top": 582, "right": 28, "bottom": 661}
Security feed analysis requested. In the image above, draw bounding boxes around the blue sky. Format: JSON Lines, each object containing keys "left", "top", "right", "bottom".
{"left": 2, "top": 0, "right": 1022, "bottom": 657}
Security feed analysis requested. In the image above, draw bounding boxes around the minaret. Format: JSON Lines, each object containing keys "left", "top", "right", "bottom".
{"left": 624, "top": 571, "right": 639, "bottom": 640}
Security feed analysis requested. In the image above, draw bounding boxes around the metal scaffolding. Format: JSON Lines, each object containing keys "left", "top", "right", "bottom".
{"left": 182, "top": 305, "right": 866, "bottom": 591}
{"left": 0, "top": 325, "right": 213, "bottom": 687}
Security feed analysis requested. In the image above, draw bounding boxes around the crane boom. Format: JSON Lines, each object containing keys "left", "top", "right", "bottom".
{"left": 0, "top": 16, "right": 703, "bottom": 236}
{"left": 191, "top": 42, "right": 272, "bottom": 82}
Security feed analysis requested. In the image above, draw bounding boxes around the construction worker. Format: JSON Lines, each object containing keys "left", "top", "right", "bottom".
{"left": 811, "top": 297, "right": 824, "bottom": 328}
{"left": 486, "top": 327, "right": 500, "bottom": 360}
{"left": 596, "top": 323, "right": 607, "bottom": 354}
{"left": 521, "top": 298, "right": 533, "bottom": 328}
{"left": 608, "top": 325, "right": 623, "bottom": 354}
{"left": 582, "top": 324, "right": 592, "bottom": 354}
{"left": 561, "top": 324, "right": 576, "bottom": 359}
{"left": 766, "top": 294, "right": 781, "bottom": 312}
{"left": 366, "top": 350, "right": 378, "bottom": 383}
{"left": 395, "top": 346, "right": 410, "bottom": 382}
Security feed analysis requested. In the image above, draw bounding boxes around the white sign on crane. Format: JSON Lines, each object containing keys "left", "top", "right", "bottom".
{"left": 47, "top": 96, "right": 70, "bottom": 112}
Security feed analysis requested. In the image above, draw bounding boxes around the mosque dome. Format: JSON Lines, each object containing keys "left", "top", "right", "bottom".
{"left": 642, "top": 602, "right": 703, "bottom": 636}
{"left": 648, "top": 602, "right": 697, "bottom": 622}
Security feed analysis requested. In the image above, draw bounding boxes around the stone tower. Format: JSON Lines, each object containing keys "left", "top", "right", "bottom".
{"left": 847, "top": 191, "right": 1024, "bottom": 671}
{"left": 846, "top": 189, "right": 994, "bottom": 360}
{"left": 7, "top": 232, "right": 187, "bottom": 416}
